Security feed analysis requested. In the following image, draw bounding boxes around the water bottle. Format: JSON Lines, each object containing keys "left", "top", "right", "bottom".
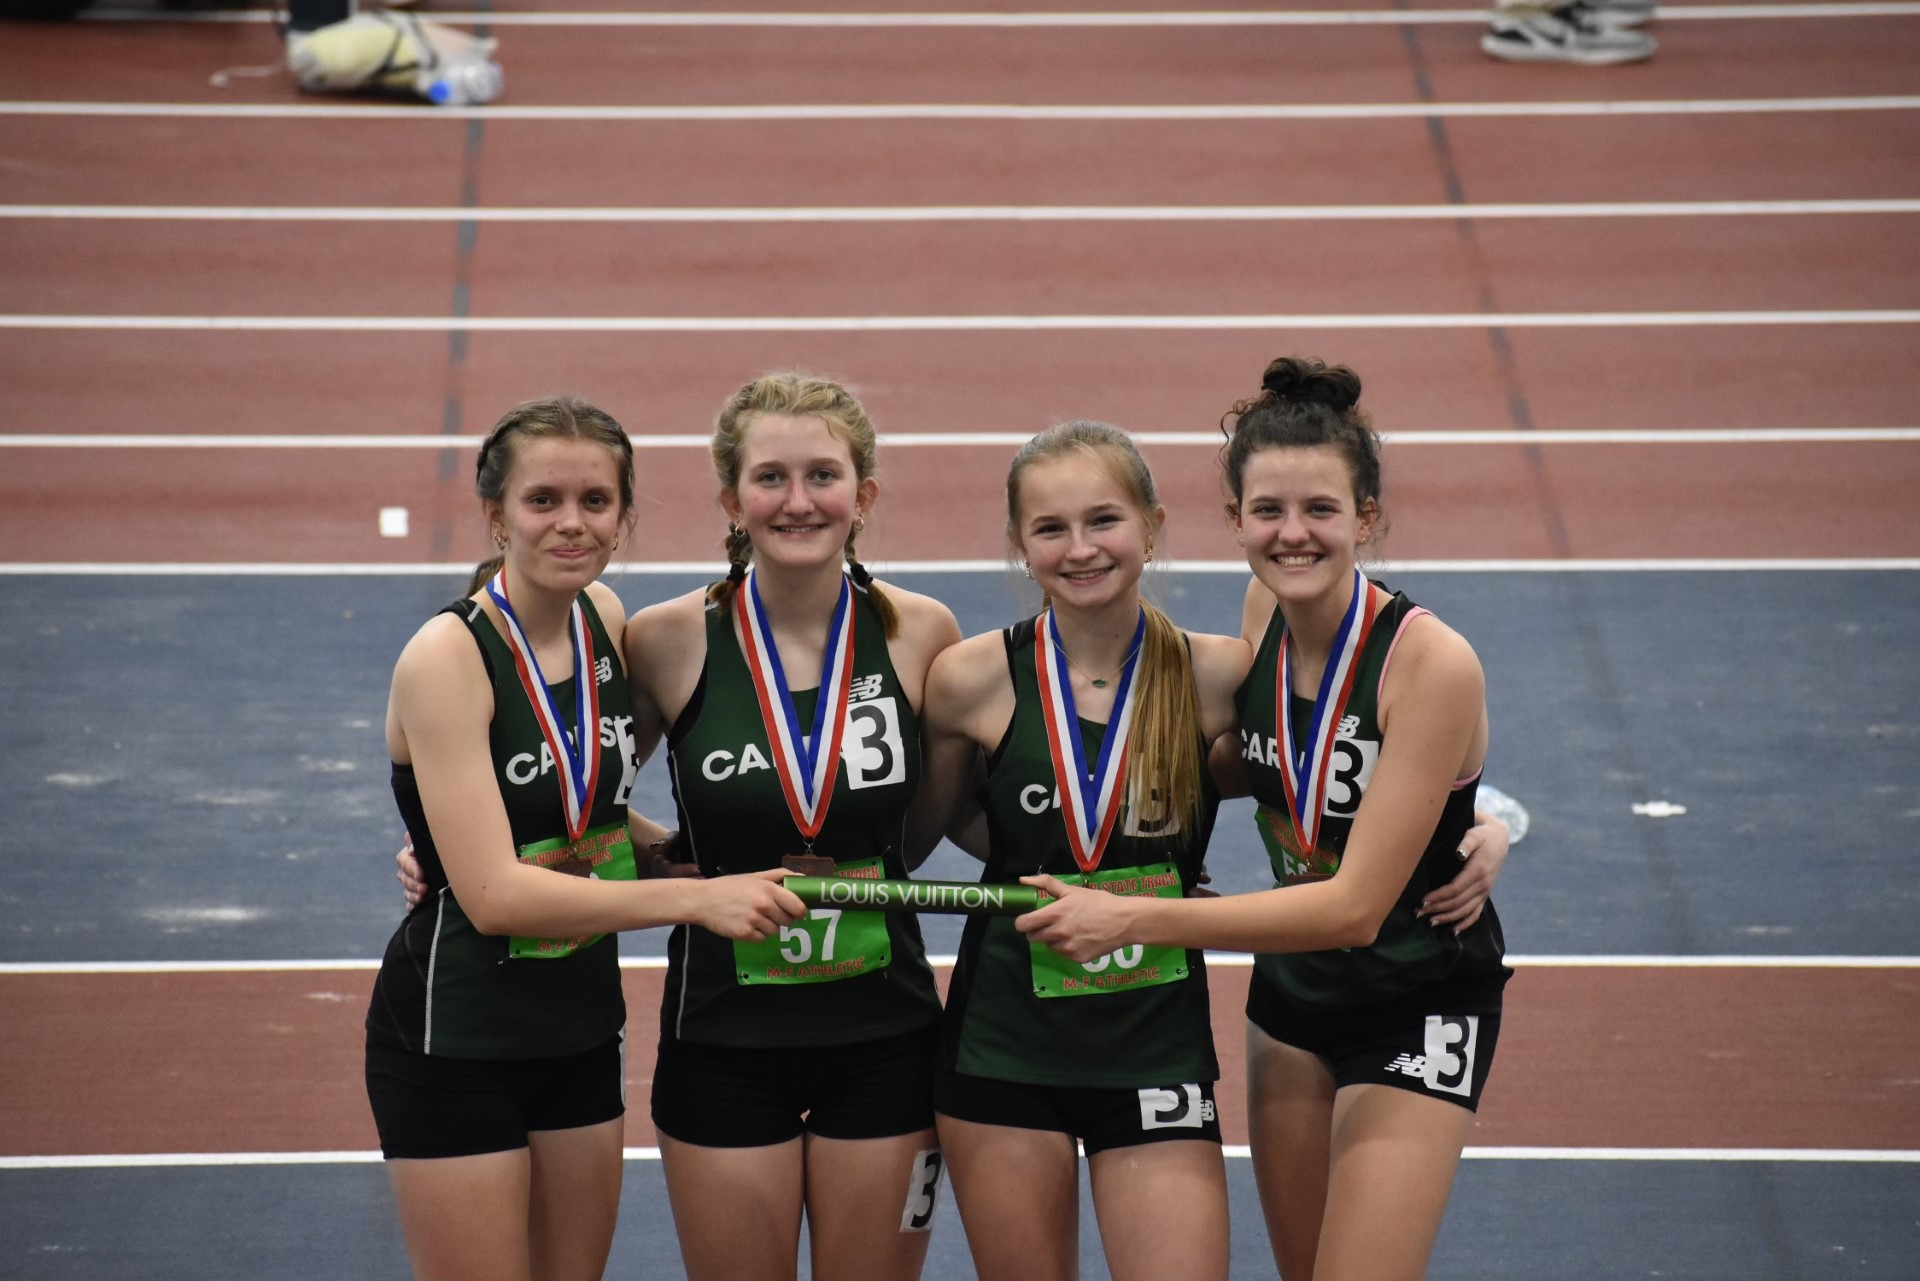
{"left": 1476, "top": 782, "right": 1530, "bottom": 845}
{"left": 421, "top": 54, "right": 503, "bottom": 107}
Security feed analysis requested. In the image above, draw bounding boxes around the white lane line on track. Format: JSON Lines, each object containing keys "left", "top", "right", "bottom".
{"left": 4, "top": 955, "right": 1914, "bottom": 974}
{"left": 5, "top": 96, "right": 1919, "bottom": 121}
{"left": 4, "top": 560, "right": 1919, "bottom": 575}
{"left": 3, "top": 311, "right": 1917, "bottom": 332}
{"left": 3, "top": 1148, "right": 1915, "bottom": 1169}
{"left": 4, "top": 428, "right": 1917, "bottom": 448}
{"left": 7, "top": 199, "right": 1918, "bottom": 222}
{"left": 74, "top": 3, "right": 1920, "bottom": 24}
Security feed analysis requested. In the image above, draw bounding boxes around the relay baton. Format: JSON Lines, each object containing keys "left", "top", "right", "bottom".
{"left": 785, "top": 876, "right": 1052, "bottom": 916}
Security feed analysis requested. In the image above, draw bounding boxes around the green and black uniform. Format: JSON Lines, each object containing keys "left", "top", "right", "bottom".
{"left": 940, "top": 617, "right": 1219, "bottom": 1093}
{"left": 365, "top": 594, "right": 638, "bottom": 1160}
{"left": 652, "top": 579, "right": 942, "bottom": 1147}
{"left": 368, "top": 595, "right": 636, "bottom": 1060}
{"left": 1236, "top": 585, "right": 1508, "bottom": 1108}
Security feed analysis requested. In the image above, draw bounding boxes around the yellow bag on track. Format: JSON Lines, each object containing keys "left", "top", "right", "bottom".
{"left": 285, "top": 11, "right": 503, "bottom": 106}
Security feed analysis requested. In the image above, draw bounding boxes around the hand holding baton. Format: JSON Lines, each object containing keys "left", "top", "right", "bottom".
{"left": 785, "top": 876, "right": 1053, "bottom": 917}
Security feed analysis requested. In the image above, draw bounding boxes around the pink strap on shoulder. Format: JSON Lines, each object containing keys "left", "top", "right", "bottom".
{"left": 1375, "top": 606, "right": 1430, "bottom": 706}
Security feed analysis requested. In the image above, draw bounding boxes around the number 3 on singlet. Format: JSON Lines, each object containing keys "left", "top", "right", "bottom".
{"left": 1322, "top": 737, "right": 1378, "bottom": 817}
{"left": 843, "top": 697, "right": 906, "bottom": 790}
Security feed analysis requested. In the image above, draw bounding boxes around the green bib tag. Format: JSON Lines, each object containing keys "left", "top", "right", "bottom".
{"left": 735, "top": 857, "right": 893, "bottom": 986}
{"left": 1029, "top": 862, "right": 1189, "bottom": 998}
{"left": 508, "top": 823, "right": 637, "bottom": 960}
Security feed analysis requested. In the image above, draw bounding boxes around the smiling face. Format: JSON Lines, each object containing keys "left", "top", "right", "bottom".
{"left": 721, "top": 412, "right": 877, "bottom": 573}
{"left": 486, "top": 436, "right": 628, "bottom": 592}
{"left": 1011, "top": 450, "right": 1162, "bottom": 612}
{"left": 1231, "top": 444, "right": 1376, "bottom": 603}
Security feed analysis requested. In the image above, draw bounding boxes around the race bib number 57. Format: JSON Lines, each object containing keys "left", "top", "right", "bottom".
{"left": 735, "top": 857, "right": 892, "bottom": 985}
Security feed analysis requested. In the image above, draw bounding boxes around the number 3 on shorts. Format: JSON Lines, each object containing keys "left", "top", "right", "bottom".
{"left": 899, "top": 1148, "right": 944, "bottom": 1232}
{"left": 1421, "top": 1014, "right": 1479, "bottom": 1096}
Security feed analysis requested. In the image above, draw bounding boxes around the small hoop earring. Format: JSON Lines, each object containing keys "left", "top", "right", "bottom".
{"left": 853, "top": 515, "right": 866, "bottom": 534}
{"left": 493, "top": 531, "right": 507, "bottom": 551}
{"left": 727, "top": 521, "right": 744, "bottom": 537}
{"left": 1144, "top": 542, "right": 1155, "bottom": 565}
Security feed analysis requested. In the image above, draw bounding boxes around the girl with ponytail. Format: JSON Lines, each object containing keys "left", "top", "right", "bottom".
{"left": 620, "top": 372, "right": 964, "bottom": 1281}
{"left": 920, "top": 420, "right": 1252, "bottom": 1281}
{"left": 1022, "top": 358, "right": 1513, "bottom": 1281}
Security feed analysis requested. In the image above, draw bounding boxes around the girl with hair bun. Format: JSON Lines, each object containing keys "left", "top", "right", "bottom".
{"left": 1020, "top": 360, "right": 1511, "bottom": 1281}
{"left": 368, "top": 395, "right": 807, "bottom": 1281}
{"left": 621, "top": 372, "right": 965, "bottom": 1281}
{"left": 920, "top": 421, "right": 1252, "bottom": 1281}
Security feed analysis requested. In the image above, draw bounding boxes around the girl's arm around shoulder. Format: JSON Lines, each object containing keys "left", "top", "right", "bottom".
{"left": 620, "top": 587, "right": 710, "bottom": 765}
{"left": 905, "top": 631, "right": 1010, "bottom": 866}
{"left": 1189, "top": 626, "right": 1254, "bottom": 798}
{"left": 1184, "top": 629, "right": 1253, "bottom": 744}
{"left": 1239, "top": 576, "right": 1278, "bottom": 646}
{"left": 922, "top": 630, "right": 1014, "bottom": 750}
{"left": 871, "top": 578, "right": 963, "bottom": 712}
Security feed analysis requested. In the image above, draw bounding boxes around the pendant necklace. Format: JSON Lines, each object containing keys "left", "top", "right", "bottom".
{"left": 1057, "top": 631, "right": 1145, "bottom": 688}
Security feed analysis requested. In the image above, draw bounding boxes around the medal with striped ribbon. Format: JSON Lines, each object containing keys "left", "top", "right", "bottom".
{"left": 484, "top": 572, "right": 602, "bottom": 842}
{"left": 1035, "top": 608, "right": 1147, "bottom": 874}
{"left": 1276, "top": 567, "right": 1377, "bottom": 859}
{"left": 736, "top": 568, "right": 856, "bottom": 859}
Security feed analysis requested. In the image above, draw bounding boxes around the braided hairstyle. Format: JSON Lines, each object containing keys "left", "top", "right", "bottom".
{"left": 1220, "top": 356, "right": 1387, "bottom": 546}
{"left": 1006, "top": 420, "right": 1204, "bottom": 839}
{"left": 467, "top": 395, "right": 635, "bottom": 595}
{"left": 707, "top": 372, "right": 898, "bottom": 636}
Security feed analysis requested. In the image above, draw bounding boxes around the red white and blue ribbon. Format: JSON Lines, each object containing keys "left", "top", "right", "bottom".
{"left": 1276, "top": 567, "right": 1377, "bottom": 858}
{"left": 736, "top": 568, "right": 855, "bottom": 841}
{"left": 1034, "top": 608, "right": 1146, "bottom": 874}
{"left": 484, "top": 572, "right": 602, "bottom": 842}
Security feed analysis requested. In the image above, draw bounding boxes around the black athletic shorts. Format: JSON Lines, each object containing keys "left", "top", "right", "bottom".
{"left": 934, "top": 1070, "right": 1222, "bottom": 1156}
{"left": 650, "top": 1025, "right": 937, "bottom": 1148}
{"left": 1246, "top": 972, "right": 1503, "bottom": 1112}
{"left": 364, "top": 1031, "right": 626, "bottom": 1160}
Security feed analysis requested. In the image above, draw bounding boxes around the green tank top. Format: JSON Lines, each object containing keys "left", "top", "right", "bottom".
{"left": 939, "top": 617, "right": 1220, "bottom": 1088}
{"left": 1234, "top": 584, "right": 1508, "bottom": 1010}
{"left": 661, "top": 579, "right": 942, "bottom": 1048}
{"left": 368, "top": 595, "right": 638, "bottom": 1059}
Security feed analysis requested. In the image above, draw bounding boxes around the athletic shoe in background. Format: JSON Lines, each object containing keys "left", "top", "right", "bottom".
{"left": 1482, "top": 0, "right": 1659, "bottom": 64}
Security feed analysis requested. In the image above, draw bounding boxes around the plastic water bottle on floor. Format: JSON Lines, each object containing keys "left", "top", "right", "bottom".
{"left": 422, "top": 54, "right": 502, "bottom": 106}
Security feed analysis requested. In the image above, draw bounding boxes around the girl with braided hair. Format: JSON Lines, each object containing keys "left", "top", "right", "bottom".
{"left": 1020, "top": 358, "right": 1511, "bottom": 1281}
{"left": 622, "top": 372, "right": 965, "bottom": 1281}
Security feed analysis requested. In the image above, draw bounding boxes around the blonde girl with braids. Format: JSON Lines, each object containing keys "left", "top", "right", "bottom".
{"left": 920, "top": 421, "right": 1251, "bottom": 1281}
{"left": 1021, "top": 359, "right": 1512, "bottom": 1281}
{"left": 621, "top": 373, "right": 965, "bottom": 1281}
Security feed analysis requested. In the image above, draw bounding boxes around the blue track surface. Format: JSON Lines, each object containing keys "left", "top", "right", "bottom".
{"left": 4, "top": 569, "right": 1914, "bottom": 962}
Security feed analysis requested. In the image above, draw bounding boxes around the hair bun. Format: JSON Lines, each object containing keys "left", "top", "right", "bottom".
{"left": 1260, "top": 356, "right": 1361, "bottom": 414}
